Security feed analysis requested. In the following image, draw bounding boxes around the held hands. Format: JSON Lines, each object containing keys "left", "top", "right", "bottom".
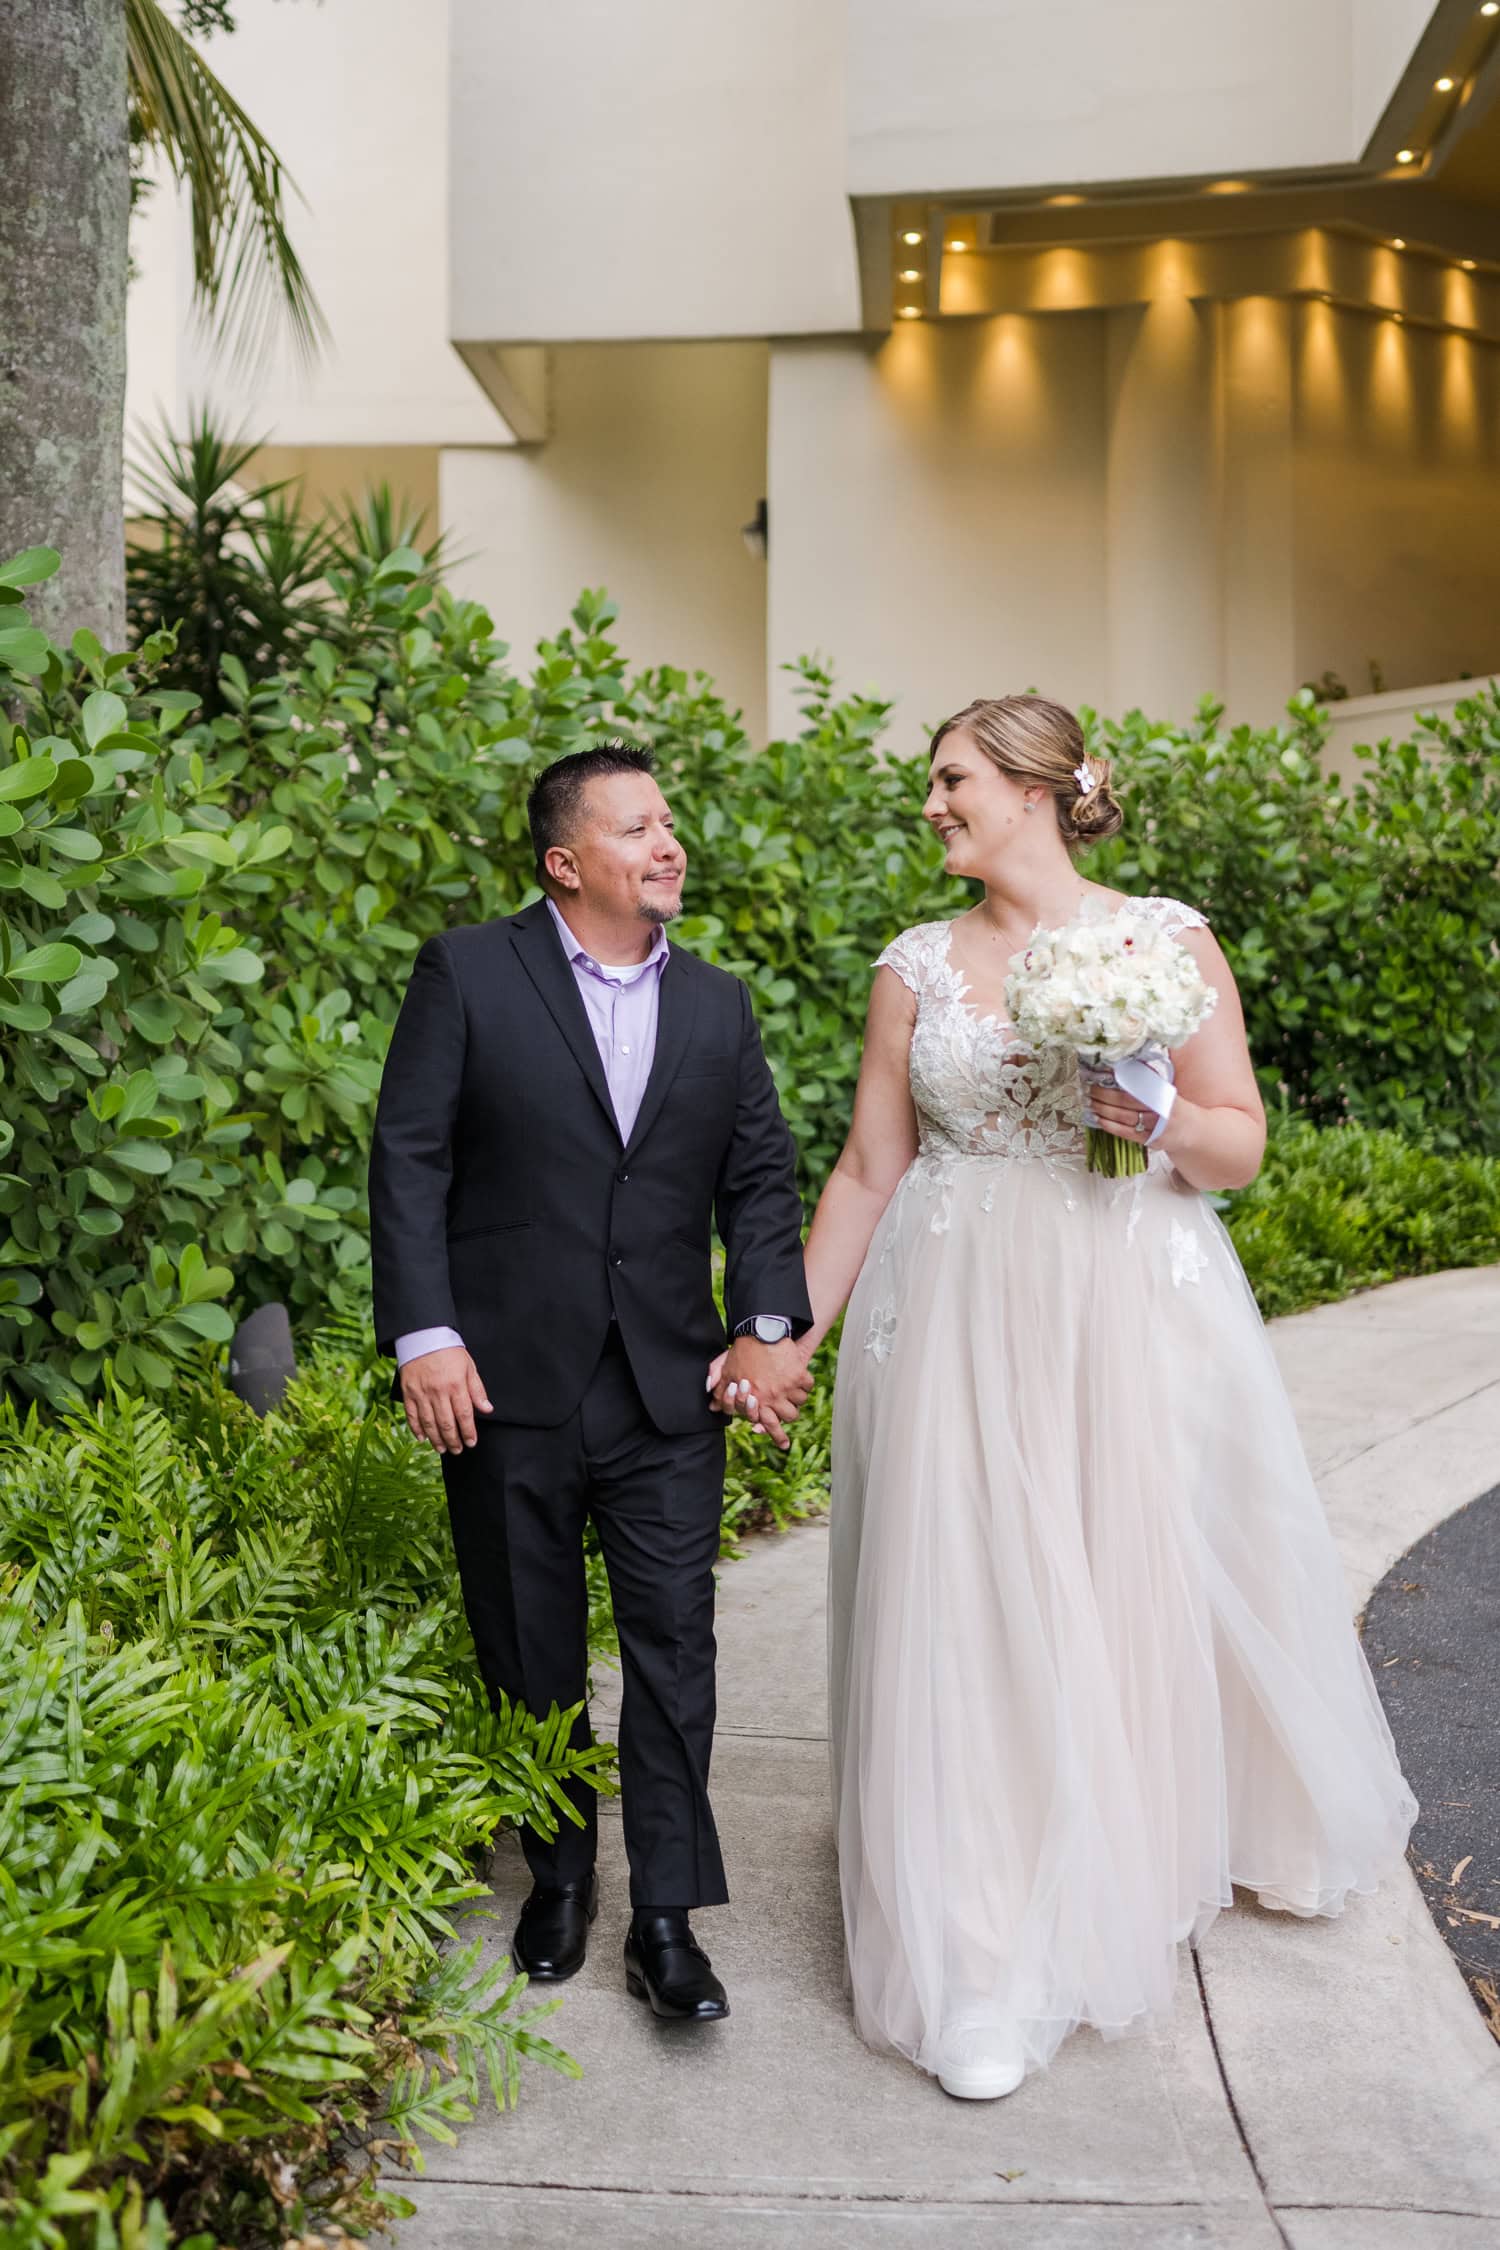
{"left": 400, "top": 1344, "right": 494, "bottom": 1454}
{"left": 706, "top": 1337, "right": 814, "bottom": 1451}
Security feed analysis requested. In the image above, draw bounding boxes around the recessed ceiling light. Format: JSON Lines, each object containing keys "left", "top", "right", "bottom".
{"left": 1483, "top": 5, "right": 1498, "bottom": 17}
{"left": 898, "top": 305, "right": 921, "bottom": 319}
{"left": 1462, "top": 257, "right": 1478, "bottom": 270}
{"left": 901, "top": 230, "right": 923, "bottom": 245}
{"left": 1436, "top": 76, "right": 1456, "bottom": 91}
{"left": 1045, "top": 193, "right": 1085, "bottom": 207}
{"left": 1392, "top": 237, "right": 1407, "bottom": 248}
{"left": 1396, "top": 148, "right": 1417, "bottom": 163}
{"left": 947, "top": 240, "right": 968, "bottom": 252}
{"left": 898, "top": 267, "right": 921, "bottom": 281}
{"left": 1392, "top": 313, "right": 1405, "bottom": 323}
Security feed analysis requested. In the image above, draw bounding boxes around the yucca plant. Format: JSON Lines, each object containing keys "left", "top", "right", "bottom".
{"left": 126, "top": 414, "right": 344, "bottom": 713}
{"left": 0, "top": 1346, "right": 613, "bottom": 2247}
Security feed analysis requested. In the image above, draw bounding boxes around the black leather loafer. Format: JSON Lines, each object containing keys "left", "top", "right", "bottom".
{"left": 512, "top": 1873, "right": 598, "bottom": 1981}
{"left": 624, "top": 1911, "right": 730, "bottom": 2021}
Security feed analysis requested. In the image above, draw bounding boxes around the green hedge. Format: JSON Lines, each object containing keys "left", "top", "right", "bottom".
{"left": 1224, "top": 1115, "right": 1500, "bottom": 1320}
{"left": 3, "top": 540, "right": 1500, "bottom": 1404}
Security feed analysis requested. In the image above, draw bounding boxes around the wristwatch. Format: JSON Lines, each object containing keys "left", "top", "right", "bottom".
{"left": 734, "top": 1315, "right": 793, "bottom": 1344}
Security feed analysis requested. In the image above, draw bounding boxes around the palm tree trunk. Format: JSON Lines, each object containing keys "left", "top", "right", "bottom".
{"left": 0, "top": 0, "right": 129, "bottom": 647}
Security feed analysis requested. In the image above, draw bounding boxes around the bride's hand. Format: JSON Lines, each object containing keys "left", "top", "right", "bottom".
{"left": 1084, "top": 1076, "right": 1157, "bottom": 1144}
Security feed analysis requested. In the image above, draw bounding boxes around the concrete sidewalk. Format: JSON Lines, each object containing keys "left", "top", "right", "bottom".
{"left": 393, "top": 1269, "right": 1500, "bottom": 2249}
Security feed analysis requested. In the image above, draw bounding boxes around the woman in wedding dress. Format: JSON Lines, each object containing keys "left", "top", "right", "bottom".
{"left": 775, "top": 695, "right": 1416, "bottom": 2101}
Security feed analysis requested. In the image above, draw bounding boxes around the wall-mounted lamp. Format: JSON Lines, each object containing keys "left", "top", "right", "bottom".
{"left": 740, "top": 498, "right": 768, "bottom": 560}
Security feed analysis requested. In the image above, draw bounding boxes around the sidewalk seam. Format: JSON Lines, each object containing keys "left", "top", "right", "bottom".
{"left": 1318, "top": 1373, "right": 1500, "bottom": 1479}
{"left": 390, "top": 2178, "right": 1264, "bottom": 2208}
{"left": 1190, "top": 1943, "right": 1294, "bottom": 2250}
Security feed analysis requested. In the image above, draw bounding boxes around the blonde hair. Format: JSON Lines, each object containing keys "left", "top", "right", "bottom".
{"left": 929, "top": 695, "right": 1122, "bottom": 852}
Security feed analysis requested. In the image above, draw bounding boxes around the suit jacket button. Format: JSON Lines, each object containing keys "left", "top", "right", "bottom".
{"left": 617, "top": 1169, "right": 630, "bottom": 1183}
{"left": 611, "top": 1253, "right": 623, "bottom": 1267}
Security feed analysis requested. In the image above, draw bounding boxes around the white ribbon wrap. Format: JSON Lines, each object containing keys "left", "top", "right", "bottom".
{"left": 1080, "top": 1047, "right": 1177, "bottom": 1144}
{"left": 1109, "top": 1052, "right": 1177, "bottom": 1144}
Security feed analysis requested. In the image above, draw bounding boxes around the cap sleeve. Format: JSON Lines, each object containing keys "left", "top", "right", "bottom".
{"left": 874, "top": 926, "right": 927, "bottom": 997}
{"left": 1140, "top": 896, "right": 1209, "bottom": 939}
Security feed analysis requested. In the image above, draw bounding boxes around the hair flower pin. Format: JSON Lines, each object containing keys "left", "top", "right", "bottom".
{"left": 1073, "top": 760, "right": 1097, "bottom": 794}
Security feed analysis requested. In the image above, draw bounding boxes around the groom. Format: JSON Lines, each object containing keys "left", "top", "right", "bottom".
{"left": 368, "top": 742, "right": 813, "bottom": 2023}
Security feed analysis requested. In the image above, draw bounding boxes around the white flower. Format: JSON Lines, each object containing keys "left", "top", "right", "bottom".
{"left": 1004, "top": 906, "right": 1217, "bottom": 1067}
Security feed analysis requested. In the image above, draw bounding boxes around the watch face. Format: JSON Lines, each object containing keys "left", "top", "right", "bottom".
{"left": 754, "top": 1317, "right": 790, "bottom": 1343}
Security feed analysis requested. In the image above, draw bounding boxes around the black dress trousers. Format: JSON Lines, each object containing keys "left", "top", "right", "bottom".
{"left": 442, "top": 1325, "right": 729, "bottom": 1909}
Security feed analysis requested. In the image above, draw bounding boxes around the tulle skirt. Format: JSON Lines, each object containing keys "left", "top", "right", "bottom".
{"left": 828, "top": 1150, "right": 1417, "bottom": 2082}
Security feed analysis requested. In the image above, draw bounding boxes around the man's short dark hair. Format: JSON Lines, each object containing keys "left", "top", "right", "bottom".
{"left": 527, "top": 741, "right": 657, "bottom": 885}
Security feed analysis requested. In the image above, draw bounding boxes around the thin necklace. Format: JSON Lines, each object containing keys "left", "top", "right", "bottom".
{"left": 975, "top": 887, "right": 1086, "bottom": 954}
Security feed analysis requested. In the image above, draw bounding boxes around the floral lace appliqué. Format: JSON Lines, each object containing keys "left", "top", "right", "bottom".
{"left": 1168, "top": 1220, "right": 1209, "bottom": 1288}
{"left": 864, "top": 1301, "right": 899, "bottom": 1362}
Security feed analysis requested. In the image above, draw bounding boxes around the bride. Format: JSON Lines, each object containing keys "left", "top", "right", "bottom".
{"left": 735, "top": 694, "right": 1417, "bottom": 2101}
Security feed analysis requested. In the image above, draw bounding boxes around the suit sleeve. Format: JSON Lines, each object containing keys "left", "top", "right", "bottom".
{"left": 368, "top": 933, "right": 467, "bottom": 1358}
{"left": 713, "top": 979, "right": 813, "bottom": 1338}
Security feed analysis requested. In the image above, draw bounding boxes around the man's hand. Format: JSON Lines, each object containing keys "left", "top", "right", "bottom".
{"left": 708, "top": 1338, "right": 813, "bottom": 1451}
{"left": 400, "top": 1345, "right": 493, "bottom": 1454}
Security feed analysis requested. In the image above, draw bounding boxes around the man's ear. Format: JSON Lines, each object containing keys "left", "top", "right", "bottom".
{"left": 544, "top": 845, "right": 580, "bottom": 892}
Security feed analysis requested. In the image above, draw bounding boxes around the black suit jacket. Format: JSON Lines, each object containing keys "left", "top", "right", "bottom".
{"left": 368, "top": 901, "right": 812, "bottom": 1433}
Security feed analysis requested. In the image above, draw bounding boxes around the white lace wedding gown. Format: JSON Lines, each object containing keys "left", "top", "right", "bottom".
{"left": 829, "top": 900, "right": 1417, "bottom": 2083}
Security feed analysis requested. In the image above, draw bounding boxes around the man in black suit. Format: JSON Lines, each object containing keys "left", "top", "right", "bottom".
{"left": 369, "top": 742, "right": 812, "bottom": 2022}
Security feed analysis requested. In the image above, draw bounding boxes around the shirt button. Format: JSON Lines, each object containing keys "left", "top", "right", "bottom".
{"left": 620, "top": 1043, "right": 631, "bottom": 1055}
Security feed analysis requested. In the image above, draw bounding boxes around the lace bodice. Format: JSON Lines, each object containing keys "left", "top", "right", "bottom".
{"left": 876, "top": 899, "right": 1209, "bottom": 1170}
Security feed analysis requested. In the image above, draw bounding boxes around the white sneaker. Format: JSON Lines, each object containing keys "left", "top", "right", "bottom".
{"left": 936, "top": 2023, "right": 1026, "bottom": 2101}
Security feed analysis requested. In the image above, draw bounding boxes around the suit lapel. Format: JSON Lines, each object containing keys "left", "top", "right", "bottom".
{"left": 510, "top": 903, "right": 621, "bottom": 1141}
{"left": 623, "top": 944, "right": 698, "bottom": 1161}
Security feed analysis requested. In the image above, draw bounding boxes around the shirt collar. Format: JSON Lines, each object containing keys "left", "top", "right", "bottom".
{"left": 545, "top": 895, "right": 670, "bottom": 983}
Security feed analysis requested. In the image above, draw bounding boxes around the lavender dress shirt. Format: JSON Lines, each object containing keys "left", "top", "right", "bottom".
{"left": 393, "top": 900, "right": 670, "bottom": 1367}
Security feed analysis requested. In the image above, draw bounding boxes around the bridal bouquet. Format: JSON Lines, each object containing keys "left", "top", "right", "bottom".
{"left": 1004, "top": 907, "right": 1218, "bottom": 1176}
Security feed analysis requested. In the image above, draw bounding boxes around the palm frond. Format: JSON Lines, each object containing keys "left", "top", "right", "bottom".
{"left": 126, "top": 0, "right": 329, "bottom": 371}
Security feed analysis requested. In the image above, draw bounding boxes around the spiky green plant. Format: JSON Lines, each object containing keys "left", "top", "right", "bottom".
{"left": 0, "top": 1346, "right": 614, "bottom": 2247}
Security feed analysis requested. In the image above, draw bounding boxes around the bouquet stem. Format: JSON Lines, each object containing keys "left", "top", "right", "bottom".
{"left": 1086, "top": 1125, "right": 1147, "bottom": 1178}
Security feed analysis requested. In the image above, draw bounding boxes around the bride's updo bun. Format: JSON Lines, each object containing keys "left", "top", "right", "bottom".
{"left": 931, "top": 694, "right": 1123, "bottom": 853}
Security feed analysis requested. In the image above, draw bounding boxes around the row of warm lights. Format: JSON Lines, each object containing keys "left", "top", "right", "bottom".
{"left": 893, "top": 0, "right": 1500, "bottom": 321}
{"left": 1389, "top": 236, "right": 1483, "bottom": 273}
{"left": 1393, "top": 2, "right": 1500, "bottom": 164}
{"left": 897, "top": 226, "right": 924, "bottom": 317}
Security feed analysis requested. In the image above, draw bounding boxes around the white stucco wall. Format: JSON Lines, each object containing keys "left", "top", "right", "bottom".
{"left": 846, "top": 0, "right": 1439, "bottom": 195}
{"left": 448, "top": 0, "right": 860, "bottom": 349}
{"left": 1292, "top": 304, "right": 1500, "bottom": 697}
{"left": 440, "top": 342, "right": 769, "bottom": 738}
{"left": 125, "top": 0, "right": 501, "bottom": 449}
{"left": 765, "top": 322, "right": 1112, "bottom": 742}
